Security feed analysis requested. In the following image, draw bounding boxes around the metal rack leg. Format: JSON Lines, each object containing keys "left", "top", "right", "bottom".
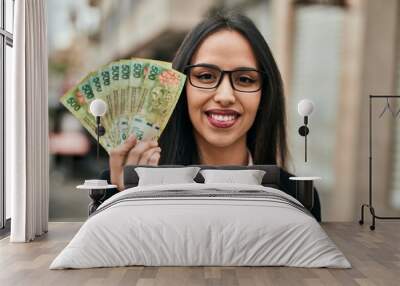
{"left": 359, "top": 204, "right": 367, "bottom": 225}
{"left": 369, "top": 206, "right": 376, "bottom": 231}
{"left": 359, "top": 204, "right": 376, "bottom": 230}
{"left": 359, "top": 203, "right": 399, "bottom": 231}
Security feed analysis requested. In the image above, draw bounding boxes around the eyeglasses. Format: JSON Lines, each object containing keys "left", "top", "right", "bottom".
{"left": 184, "top": 64, "right": 264, "bottom": 92}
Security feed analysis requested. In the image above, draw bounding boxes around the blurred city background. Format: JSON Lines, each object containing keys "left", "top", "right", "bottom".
{"left": 46, "top": 0, "right": 400, "bottom": 222}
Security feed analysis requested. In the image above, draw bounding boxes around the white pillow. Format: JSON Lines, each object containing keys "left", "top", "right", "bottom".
{"left": 135, "top": 167, "right": 201, "bottom": 186}
{"left": 200, "top": 169, "right": 266, "bottom": 185}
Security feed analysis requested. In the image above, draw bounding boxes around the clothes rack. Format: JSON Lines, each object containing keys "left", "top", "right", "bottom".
{"left": 359, "top": 95, "right": 400, "bottom": 230}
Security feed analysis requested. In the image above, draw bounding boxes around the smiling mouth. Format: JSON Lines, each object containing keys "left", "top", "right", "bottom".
{"left": 204, "top": 110, "right": 241, "bottom": 128}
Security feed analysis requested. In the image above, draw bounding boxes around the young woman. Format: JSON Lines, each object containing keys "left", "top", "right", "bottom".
{"left": 106, "top": 11, "right": 321, "bottom": 221}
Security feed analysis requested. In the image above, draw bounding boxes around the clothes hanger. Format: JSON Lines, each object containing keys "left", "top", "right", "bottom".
{"left": 378, "top": 97, "right": 400, "bottom": 119}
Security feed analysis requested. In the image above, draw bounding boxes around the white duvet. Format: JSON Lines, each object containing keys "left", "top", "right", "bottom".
{"left": 50, "top": 183, "right": 351, "bottom": 269}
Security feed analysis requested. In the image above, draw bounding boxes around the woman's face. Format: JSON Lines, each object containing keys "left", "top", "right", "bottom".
{"left": 186, "top": 29, "right": 262, "bottom": 149}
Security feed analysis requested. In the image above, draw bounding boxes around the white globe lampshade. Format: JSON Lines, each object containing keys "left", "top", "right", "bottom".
{"left": 298, "top": 99, "right": 314, "bottom": 117}
{"left": 89, "top": 99, "right": 107, "bottom": 117}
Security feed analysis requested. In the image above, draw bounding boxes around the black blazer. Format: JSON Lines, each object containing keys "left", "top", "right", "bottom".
{"left": 99, "top": 169, "right": 322, "bottom": 222}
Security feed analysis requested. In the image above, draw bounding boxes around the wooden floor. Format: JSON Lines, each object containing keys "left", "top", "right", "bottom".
{"left": 0, "top": 222, "right": 399, "bottom": 286}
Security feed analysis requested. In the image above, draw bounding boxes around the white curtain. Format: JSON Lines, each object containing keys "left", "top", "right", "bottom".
{"left": 7, "top": 0, "right": 49, "bottom": 242}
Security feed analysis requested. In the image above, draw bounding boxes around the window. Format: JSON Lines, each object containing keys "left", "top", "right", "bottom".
{"left": 288, "top": 4, "right": 345, "bottom": 219}
{"left": 1, "top": 0, "right": 14, "bottom": 233}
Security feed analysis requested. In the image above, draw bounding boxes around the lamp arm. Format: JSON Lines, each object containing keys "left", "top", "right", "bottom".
{"left": 305, "top": 132, "right": 307, "bottom": 162}
{"left": 96, "top": 116, "right": 100, "bottom": 162}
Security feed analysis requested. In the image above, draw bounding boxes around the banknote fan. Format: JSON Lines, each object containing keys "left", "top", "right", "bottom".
{"left": 60, "top": 58, "right": 186, "bottom": 153}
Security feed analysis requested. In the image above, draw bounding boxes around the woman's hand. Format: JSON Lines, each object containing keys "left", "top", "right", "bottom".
{"left": 109, "top": 134, "right": 161, "bottom": 191}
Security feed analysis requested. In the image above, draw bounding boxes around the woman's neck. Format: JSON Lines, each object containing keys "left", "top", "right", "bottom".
{"left": 195, "top": 134, "right": 249, "bottom": 165}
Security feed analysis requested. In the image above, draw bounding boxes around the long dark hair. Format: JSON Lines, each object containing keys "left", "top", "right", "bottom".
{"left": 159, "top": 11, "right": 289, "bottom": 169}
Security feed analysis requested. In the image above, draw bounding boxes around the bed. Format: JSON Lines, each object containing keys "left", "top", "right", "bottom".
{"left": 49, "top": 165, "right": 350, "bottom": 269}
